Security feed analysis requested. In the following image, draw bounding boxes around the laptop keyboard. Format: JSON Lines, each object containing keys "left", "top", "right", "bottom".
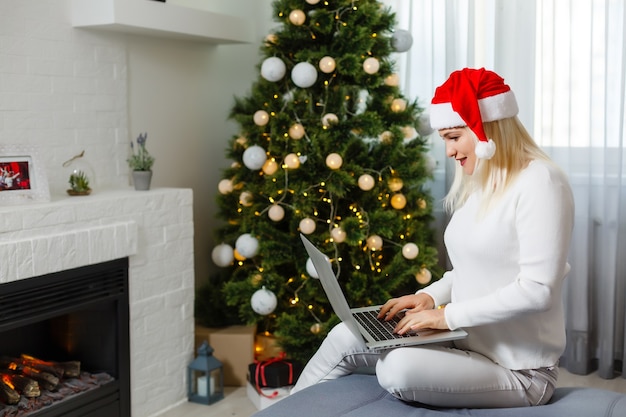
{"left": 352, "top": 310, "right": 414, "bottom": 341}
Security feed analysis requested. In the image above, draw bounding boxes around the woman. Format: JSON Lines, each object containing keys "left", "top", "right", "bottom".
{"left": 291, "top": 68, "right": 575, "bottom": 408}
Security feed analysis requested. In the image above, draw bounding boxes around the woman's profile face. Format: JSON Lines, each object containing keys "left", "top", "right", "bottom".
{"left": 440, "top": 127, "right": 477, "bottom": 175}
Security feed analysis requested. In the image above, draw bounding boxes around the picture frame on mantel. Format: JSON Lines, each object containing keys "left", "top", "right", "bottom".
{"left": 0, "top": 145, "right": 50, "bottom": 204}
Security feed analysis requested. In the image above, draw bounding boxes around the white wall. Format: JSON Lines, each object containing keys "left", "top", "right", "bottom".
{"left": 128, "top": 0, "right": 275, "bottom": 286}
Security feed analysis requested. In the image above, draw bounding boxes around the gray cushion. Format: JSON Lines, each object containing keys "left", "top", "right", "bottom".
{"left": 251, "top": 374, "right": 626, "bottom": 417}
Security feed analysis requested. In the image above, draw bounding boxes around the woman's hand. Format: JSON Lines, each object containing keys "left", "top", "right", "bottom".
{"left": 377, "top": 293, "right": 435, "bottom": 321}
{"left": 393, "top": 308, "right": 449, "bottom": 334}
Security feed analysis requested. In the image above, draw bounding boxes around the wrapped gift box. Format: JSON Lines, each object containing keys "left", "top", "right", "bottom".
{"left": 195, "top": 324, "right": 256, "bottom": 386}
{"left": 246, "top": 381, "right": 292, "bottom": 410}
{"left": 249, "top": 357, "right": 304, "bottom": 388}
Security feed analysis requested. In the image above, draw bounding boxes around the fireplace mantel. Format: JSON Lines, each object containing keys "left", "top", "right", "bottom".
{"left": 0, "top": 187, "right": 195, "bottom": 417}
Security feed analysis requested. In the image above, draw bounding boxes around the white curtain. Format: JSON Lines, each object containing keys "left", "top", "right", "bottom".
{"left": 387, "top": 0, "right": 626, "bottom": 379}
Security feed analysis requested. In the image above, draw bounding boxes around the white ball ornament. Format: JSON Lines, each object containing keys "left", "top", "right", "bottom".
{"left": 289, "top": 123, "right": 305, "bottom": 139}
{"left": 305, "top": 0, "right": 320, "bottom": 4}
{"left": 330, "top": 227, "right": 346, "bottom": 243}
{"left": 291, "top": 62, "right": 318, "bottom": 88}
{"left": 235, "top": 233, "right": 259, "bottom": 258}
{"left": 289, "top": 9, "right": 306, "bottom": 26}
{"left": 326, "top": 153, "right": 343, "bottom": 170}
{"left": 242, "top": 145, "right": 267, "bottom": 170}
{"left": 390, "top": 193, "right": 407, "bottom": 210}
{"left": 402, "top": 243, "right": 419, "bottom": 260}
{"left": 261, "top": 57, "right": 287, "bottom": 82}
{"left": 417, "top": 112, "right": 434, "bottom": 137}
{"left": 262, "top": 159, "right": 278, "bottom": 175}
{"left": 218, "top": 178, "right": 234, "bottom": 194}
{"left": 268, "top": 204, "right": 285, "bottom": 222}
{"left": 366, "top": 235, "right": 383, "bottom": 251}
{"left": 391, "top": 98, "right": 407, "bottom": 112}
{"left": 253, "top": 110, "right": 270, "bottom": 126}
{"left": 211, "top": 243, "right": 234, "bottom": 267}
{"left": 284, "top": 153, "right": 301, "bottom": 169}
{"left": 322, "top": 113, "right": 339, "bottom": 127}
{"left": 379, "top": 130, "right": 393, "bottom": 143}
{"left": 391, "top": 29, "right": 414, "bottom": 52}
{"left": 319, "top": 56, "right": 336, "bottom": 73}
{"left": 358, "top": 174, "right": 375, "bottom": 191}
{"left": 402, "top": 125, "right": 418, "bottom": 141}
{"left": 363, "top": 57, "right": 380, "bottom": 75}
{"left": 299, "top": 217, "right": 316, "bottom": 234}
{"left": 251, "top": 286, "right": 278, "bottom": 315}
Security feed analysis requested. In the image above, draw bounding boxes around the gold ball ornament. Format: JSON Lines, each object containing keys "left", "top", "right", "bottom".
{"left": 268, "top": 204, "right": 285, "bottom": 221}
{"left": 262, "top": 159, "right": 278, "bottom": 175}
{"left": 388, "top": 177, "right": 403, "bottom": 192}
{"left": 265, "top": 33, "right": 278, "bottom": 45}
{"left": 310, "top": 323, "right": 322, "bottom": 334}
{"left": 379, "top": 130, "right": 393, "bottom": 143}
{"left": 326, "top": 153, "right": 343, "bottom": 170}
{"left": 390, "top": 193, "right": 407, "bottom": 210}
{"left": 253, "top": 110, "right": 270, "bottom": 126}
{"left": 330, "top": 227, "right": 346, "bottom": 243}
{"left": 284, "top": 153, "right": 301, "bottom": 169}
{"left": 322, "top": 113, "right": 339, "bottom": 127}
{"left": 319, "top": 56, "right": 336, "bottom": 73}
{"left": 366, "top": 235, "right": 383, "bottom": 251}
{"left": 363, "top": 57, "right": 380, "bottom": 74}
{"left": 289, "top": 123, "right": 305, "bottom": 139}
{"left": 391, "top": 98, "right": 407, "bottom": 112}
{"left": 402, "top": 125, "right": 418, "bottom": 140}
{"left": 417, "top": 198, "right": 427, "bottom": 210}
{"left": 402, "top": 243, "right": 419, "bottom": 260}
{"left": 299, "top": 217, "right": 316, "bottom": 234}
{"left": 239, "top": 191, "right": 253, "bottom": 207}
{"left": 358, "top": 174, "right": 375, "bottom": 191}
{"left": 233, "top": 249, "right": 246, "bottom": 261}
{"left": 289, "top": 9, "right": 306, "bottom": 26}
{"left": 415, "top": 268, "right": 432, "bottom": 285}
{"left": 218, "top": 178, "right": 234, "bottom": 194}
{"left": 384, "top": 73, "right": 400, "bottom": 87}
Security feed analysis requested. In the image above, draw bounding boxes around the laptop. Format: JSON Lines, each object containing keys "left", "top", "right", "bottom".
{"left": 300, "top": 234, "right": 467, "bottom": 349}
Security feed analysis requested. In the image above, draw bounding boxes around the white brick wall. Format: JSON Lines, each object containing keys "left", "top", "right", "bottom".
{"left": 0, "top": 0, "right": 130, "bottom": 196}
{"left": 0, "top": 188, "right": 195, "bottom": 417}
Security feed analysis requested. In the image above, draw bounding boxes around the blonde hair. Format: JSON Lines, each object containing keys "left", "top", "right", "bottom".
{"left": 443, "top": 116, "right": 552, "bottom": 213}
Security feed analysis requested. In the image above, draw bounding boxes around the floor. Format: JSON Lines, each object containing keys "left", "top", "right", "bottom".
{"left": 160, "top": 368, "right": 626, "bottom": 417}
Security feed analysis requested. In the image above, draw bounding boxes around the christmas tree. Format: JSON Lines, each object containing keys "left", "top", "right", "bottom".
{"left": 205, "top": 0, "right": 440, "bottom": 364}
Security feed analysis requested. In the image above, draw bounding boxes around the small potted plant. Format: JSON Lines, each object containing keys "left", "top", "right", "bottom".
{"left": 67, "top": 170, "right": 91, "bottom": 196}
{"left": 127, "top": 132, "right": 155, "bottom": 190}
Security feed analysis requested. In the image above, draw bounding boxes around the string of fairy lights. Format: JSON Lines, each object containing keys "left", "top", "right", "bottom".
{"left": 211, "top": 0, "right": 434, "bottom": 334}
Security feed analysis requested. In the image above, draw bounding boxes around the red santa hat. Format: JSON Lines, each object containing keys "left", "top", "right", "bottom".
{"left": 429, "top": 68, "right": 518, "bottom": 159}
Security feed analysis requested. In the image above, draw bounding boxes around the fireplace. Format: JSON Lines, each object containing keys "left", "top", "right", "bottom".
{"left": 0, "top": 258, "right": 130, "bottom": 417}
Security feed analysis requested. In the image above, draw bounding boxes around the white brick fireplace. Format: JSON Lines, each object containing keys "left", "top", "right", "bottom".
{"left": 0, "top": 188, "right": 195, "bottom": 417}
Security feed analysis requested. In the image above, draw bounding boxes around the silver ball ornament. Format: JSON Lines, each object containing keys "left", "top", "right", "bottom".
{"left": 261, "top": 57, "right": 287, "bottom": 82}
{"left": 392, "top": 29, "right": 413, "bottom": 52}
{"left": 235, "top": 233, "right": 259, "bottom": 258}
{"left": 242, "top": 145, "right": 267, "bottom": 170}
{"left": 251, "top": 286, "right": 278, "bottom": 315}
{"left": 291, "top": 62, "right": 318, "bottom": 88}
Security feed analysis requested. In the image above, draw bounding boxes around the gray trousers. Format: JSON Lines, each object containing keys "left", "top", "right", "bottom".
{"left": 292, "top": 322, "right": 557, "bottom": 408}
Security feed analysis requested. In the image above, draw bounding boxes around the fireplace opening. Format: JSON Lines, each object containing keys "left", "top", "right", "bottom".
{"left": 0, "top": 258, "right": 130, "bottom": 417}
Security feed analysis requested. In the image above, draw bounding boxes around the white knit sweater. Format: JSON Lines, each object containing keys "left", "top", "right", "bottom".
{"left": 420, "top": 159, "right": 575, "bottom": 370}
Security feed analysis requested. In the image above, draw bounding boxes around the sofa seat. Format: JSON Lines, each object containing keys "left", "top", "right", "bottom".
{"left": 251, "top": 373, "right": 626, "bottom": 417}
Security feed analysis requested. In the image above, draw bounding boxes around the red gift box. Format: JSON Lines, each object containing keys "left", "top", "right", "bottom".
{"left": 248, "top": 354, "right": 303, "bottom": 394}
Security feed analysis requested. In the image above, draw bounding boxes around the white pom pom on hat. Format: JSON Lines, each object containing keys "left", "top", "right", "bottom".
{"left": 429, "top": 68, "right": 519, "bottom": 160}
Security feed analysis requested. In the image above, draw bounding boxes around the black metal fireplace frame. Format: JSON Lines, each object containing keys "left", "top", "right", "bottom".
{"left": 0, "top": 258, "right": 131, "bottom": 417}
